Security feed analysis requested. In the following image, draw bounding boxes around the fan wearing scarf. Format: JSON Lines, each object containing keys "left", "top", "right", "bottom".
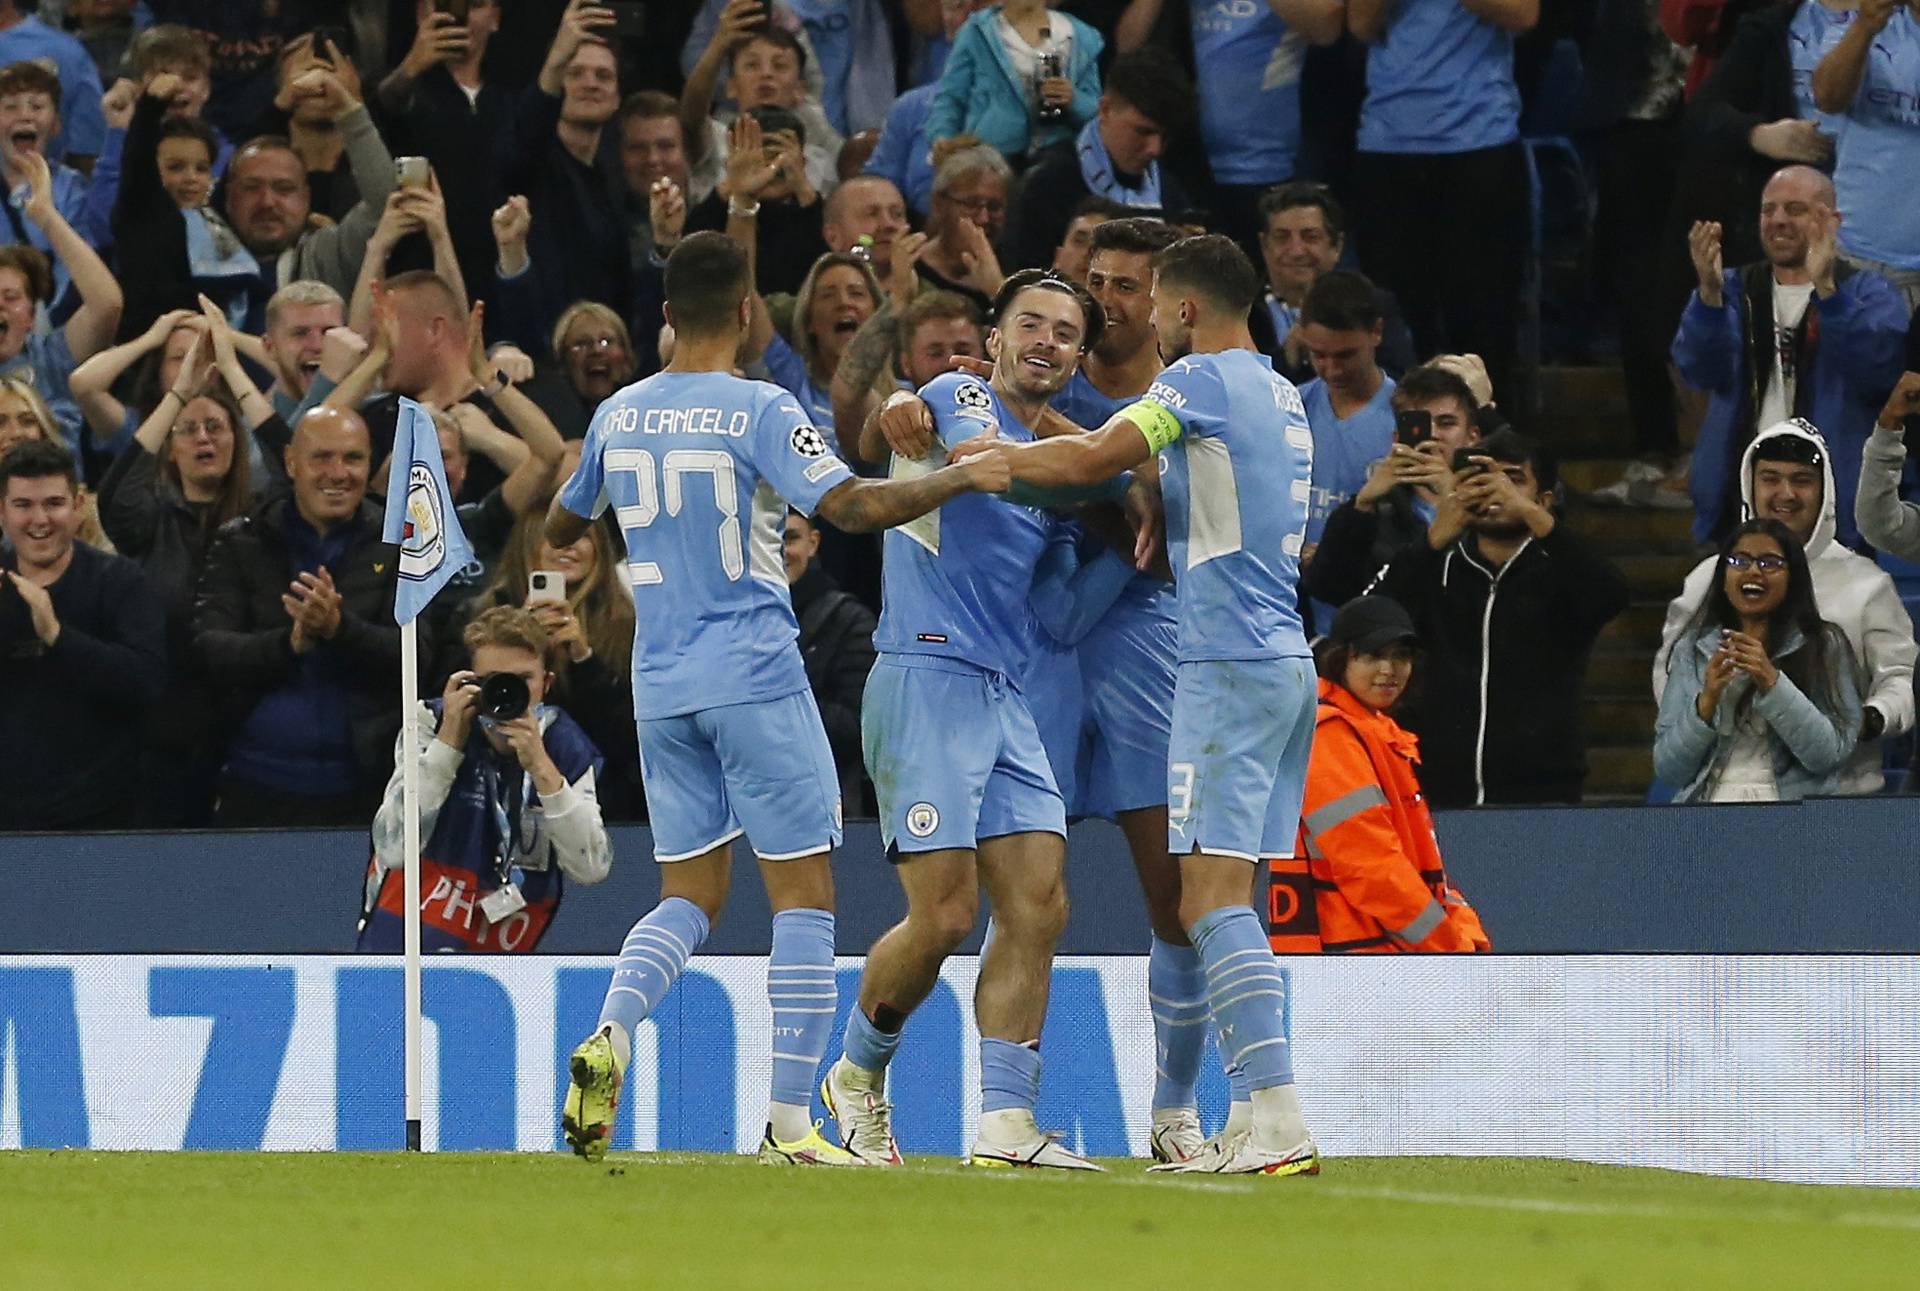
{"left": 1005, "top": 49, "right": 1194, "bottom": 271}
{"left": 359, "top": 605, "right": 611, "bottom": 954}
{"left": 111, "top": 71, "right": 255, "bottom": 334}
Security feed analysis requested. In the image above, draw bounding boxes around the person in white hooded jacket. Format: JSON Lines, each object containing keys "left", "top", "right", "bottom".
{"left": 1655, "top": 418, "right": 1916, "bottom": 794}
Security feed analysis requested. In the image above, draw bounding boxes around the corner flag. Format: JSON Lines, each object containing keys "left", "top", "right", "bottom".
{"left": 381, "top": 396, "right": 474, "bottom": 626}
{"left": 380, "top": 395, "right": 475, "bottom": 1152}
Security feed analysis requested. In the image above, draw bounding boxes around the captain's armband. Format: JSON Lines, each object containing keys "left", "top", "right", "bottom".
{"left": 1118, "top": 399, "right": 1183, "bottom": 453}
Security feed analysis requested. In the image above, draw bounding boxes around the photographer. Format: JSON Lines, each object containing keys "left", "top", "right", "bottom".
{"left": 359, "top": 605, "right": 611, "bottom": 954}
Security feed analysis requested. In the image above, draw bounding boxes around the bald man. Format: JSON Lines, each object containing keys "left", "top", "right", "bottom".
{"left": 195, "top": 402, "right": 421, "bottom": 828}
{"left": 823, "top": 176, "right": 909, "bottom": 283}
{"left": 1674, "top": 164, "right": 1908, "bottom": 548}
{"left": 357, "top": 269, "right": 518, "bottom": 502}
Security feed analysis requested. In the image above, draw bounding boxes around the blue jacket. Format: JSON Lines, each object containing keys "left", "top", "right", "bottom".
{"left": 864, "top": 83, "right": 937, "bottom": 216}
{"left": 926, "top": 7, "right": 1103, "bottom": 160}
{"left": 1655, "top": 623, "right": 1862, "bottom": 803}
{"left": 1672, "top": 263, "right": 1908, "bottom": 548}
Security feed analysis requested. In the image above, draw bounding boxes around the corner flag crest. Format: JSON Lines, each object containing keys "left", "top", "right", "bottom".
{"left": 381, "top": 397, "right": 474, "bottom": 624}
{"left": 399, "top": 462, "right": 447, "bottom": 579}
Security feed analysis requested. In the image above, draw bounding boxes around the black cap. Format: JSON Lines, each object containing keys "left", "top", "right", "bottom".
{"left": 1328, "top": 596, "right": 1417, "bottom": 654}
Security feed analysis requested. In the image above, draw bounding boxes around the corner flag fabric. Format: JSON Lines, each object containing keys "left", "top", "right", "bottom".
{"left": 381, "top": 396, "right": 474, "bottom": 626}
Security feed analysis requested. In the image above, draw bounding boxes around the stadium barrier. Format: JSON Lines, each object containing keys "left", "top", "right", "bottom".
{"left": 2, "top": 954, "right": 1915, "bottom": 1186}
{"left": 6, "top": 798, "right": 1920, "bottom": 953}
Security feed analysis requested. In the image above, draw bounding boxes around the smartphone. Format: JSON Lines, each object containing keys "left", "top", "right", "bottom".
{"left": 308, "top": 24, "right": 352, "bottom": 56}
{"left": 1394, "top": 409, "right": 1432, "bottom": 448}
{"left": 433, "top": 0, "right": 472, "bottom": 22}
{"left": 528, "top": 571, "right": 567, "bottom": 605}
{"left": 607, "top": 2, "right": 648, "bottom": 39}
{"left": 395, "top": 156, "right": 430, "bottom": 189}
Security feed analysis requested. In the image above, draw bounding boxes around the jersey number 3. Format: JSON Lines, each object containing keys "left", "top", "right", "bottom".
{"left": 605, "top": 447, "right": 744, "bottom": 585}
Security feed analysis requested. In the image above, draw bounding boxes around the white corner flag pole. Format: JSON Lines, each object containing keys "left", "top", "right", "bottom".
{"left": 401, "top": 616, "right": 424, "bottom": 1152}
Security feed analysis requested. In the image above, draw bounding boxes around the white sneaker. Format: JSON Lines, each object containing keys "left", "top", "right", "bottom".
{"left": 1213, "top": 1133, "right": 1320, "bottom": 1178}
{"left": 821, "top": 1058, "right": 902, "bottom": 1165}
{"left": 967, "top": 1110, "right": 1105, "bottom": 1171}
{"left": 1147, "top": 1130, "right": 1243, "bottom": 1174}
{"left": 1148, "top": 1107, "right": 1204, "bottom": 1164}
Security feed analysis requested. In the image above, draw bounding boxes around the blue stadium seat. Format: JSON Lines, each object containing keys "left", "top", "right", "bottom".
{"left": 1518, "top": 39, "right": 1592, "bottom": 401}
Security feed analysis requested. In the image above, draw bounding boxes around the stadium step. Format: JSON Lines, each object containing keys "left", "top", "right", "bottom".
{"left": 1539, "top": 364, "right": 1685, "bottom": 803}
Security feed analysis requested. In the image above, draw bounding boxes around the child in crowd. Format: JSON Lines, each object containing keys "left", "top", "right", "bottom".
{"left": 0, "top": 61, "right": 91, "bottom": 300}
{"left": 111, "top": 74, "right": 255, "bottom": 335}
{"left": 927, "top": 0, "right": 1102, "bottom": 165}
{"left": 85, "top": 24, "right": 229, "bottom": 251}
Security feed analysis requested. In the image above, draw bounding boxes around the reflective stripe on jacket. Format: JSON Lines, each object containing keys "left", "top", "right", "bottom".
{"left": 1274, "top": 677, "right": 1489, "bottom": 954}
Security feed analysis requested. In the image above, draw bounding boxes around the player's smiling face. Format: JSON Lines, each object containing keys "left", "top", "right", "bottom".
{"left": 1086, "top": 249, "right": 1154, "bottom": 363}
{"left": 988, "top": 286, "right": 1085, "bottom": 400}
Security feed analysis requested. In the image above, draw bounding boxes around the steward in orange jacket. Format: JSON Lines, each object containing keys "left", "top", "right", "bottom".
{"left": 1269, "top": 599, "right": 1490, "bottom": 954}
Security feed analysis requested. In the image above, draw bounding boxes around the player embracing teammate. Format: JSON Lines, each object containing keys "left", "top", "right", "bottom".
{"left": 555, "top": 230, "right": 1318, "bottom": 1177}
{"left": 956, "top": 234, "right": 1321, "bottom": 1176}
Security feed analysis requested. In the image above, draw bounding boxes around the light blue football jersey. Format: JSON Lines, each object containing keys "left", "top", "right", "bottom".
{"left": 1050, "top": 366, "right": 1181, "bottom": 694}
{"left": 873, "top": 370, "right": 1053, "bottom": 679}
{"left": 556, "top": 370, "right": 853, "bottom": 720}
{"left": 1124, "top": 349, "right": 1313, "bottom": 661}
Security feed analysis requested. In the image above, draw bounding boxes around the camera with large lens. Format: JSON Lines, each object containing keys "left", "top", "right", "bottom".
{"left": 475, "top": 672, "right": 530, "bottom": 721}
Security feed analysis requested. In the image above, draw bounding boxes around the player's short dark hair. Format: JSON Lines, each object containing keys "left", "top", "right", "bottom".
{"left": 664, "top": 232, "right": 751, "bottom": 336}
{"left": 1090, "top": 216, "right": 1182, "bottom": 261}
{"left": 0, "top": 437, "right": 77, "bottom": 493}
{"left": 1259, "top": 182, "right": 1346, "bottom": 246}
{"left": 1152, "top": 234, "right": 1260, "bottom": 314}
{"left": 990, "top": 269, "right": 1104, "bottom": 354}
{"left": 0, "top": 60, "right": 59, "bottom": 103}
{"left": 158, "top": 114, "right": 219, "bottom": 159}
{"left": 0, "top": 243, "right": 52, "bottom": 303}
{"left": 1104, "top": 49, "right": 1192, "bottom": 133}
{"left": 1393, "top": 361, "right": 1479, "bottom": 416}
{"left": 1461, "top": 427, "right": 1557, "bottom": 496}
{"left": 1300, "top": 270, "right": 1382, "bottom": 332}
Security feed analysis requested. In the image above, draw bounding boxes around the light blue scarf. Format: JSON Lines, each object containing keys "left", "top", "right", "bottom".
{"left": 183, "top": 207, "right": 257, "bottom": 329}
{"left": 1075, "top": 117, "right": 1161, "bottom": 209}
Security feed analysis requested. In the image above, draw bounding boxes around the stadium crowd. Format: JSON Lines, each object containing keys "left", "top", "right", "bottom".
{"left": 2, "top": 0, "right": 1919, "bottom": 868}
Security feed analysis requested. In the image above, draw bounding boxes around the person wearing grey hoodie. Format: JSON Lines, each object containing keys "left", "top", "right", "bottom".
{"left": 1657, "top": 417, "right": 1916, "bottom": 794}
{"left": 1855, "top": 371, "right": 1920, "bottom": 561}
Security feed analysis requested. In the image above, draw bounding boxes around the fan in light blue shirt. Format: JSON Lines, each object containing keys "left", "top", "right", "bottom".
{"left": 1354, "top": 0, "right": 1531, "bottom": 155}
{"left": 1815, "top": 5, "right": 1920, "bottom": 276}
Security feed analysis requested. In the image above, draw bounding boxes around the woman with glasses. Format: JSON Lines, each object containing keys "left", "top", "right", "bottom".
{"left": 96, "top": 317, "right": 268, "bottom": 824}
{"left": 1655, "top": 518, "right": 1861, "bottom": 803}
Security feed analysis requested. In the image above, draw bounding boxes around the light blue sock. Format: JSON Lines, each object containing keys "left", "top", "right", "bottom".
{"left": 1149, "top": 936, "right": 1208, "bottom": 1111}
{"left": 980, "top": 1037, "right": 1043, "bottom": 1114}
{"left": 1225, "top": 1053, "right": 1250, "bottom": 1105}
{"left": 843, "top": 1006, "right": 904, "bottom": 1074}
{"left": 1191, "top": 905, "right": 1293, "bottom": 1092}
{"left": 767, "top": 908, "right": 837, "bottom": 1113}
{"left": 598, "top": 896, "right": 710, "bottom": 1045}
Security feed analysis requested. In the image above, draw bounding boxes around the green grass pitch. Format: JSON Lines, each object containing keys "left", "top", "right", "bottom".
{"left": 3, "top": 1152, "right": 1917, "bottom": 1289}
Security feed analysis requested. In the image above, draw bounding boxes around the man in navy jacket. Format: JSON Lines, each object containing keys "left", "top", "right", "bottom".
{"left": 1673, "top": 164, "right": 1907, "bottom": 549}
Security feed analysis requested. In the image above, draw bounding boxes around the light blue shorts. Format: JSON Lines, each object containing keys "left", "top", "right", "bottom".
{"left": 1025, "top": 638, "right": 1085, "bottom": 812}
{"left": 1165, "top": 656, "right": 1317, "bottom": 861}
{"left": 864, "top": 655, "right": 1067, "bottom": 857}
{"left": 1077, "top": 599, "right": 1178, "bottom": 820}
{"left": 637, "top": 690, "right": 843, "bottom": 863}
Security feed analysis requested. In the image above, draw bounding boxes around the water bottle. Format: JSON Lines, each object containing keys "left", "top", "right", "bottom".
{"left": 1035, "top": 29, "right": 1065, "bottom": 124}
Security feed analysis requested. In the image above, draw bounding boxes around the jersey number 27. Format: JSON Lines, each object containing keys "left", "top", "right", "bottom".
{"left": 605, "top": 447, "right": 744, "bottom": 585}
